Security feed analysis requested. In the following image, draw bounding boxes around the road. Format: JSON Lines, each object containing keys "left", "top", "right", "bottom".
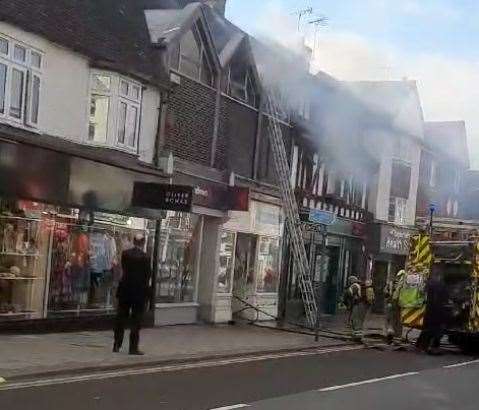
{"left": 0, "top": 344, "right": 477, "bottom": 410}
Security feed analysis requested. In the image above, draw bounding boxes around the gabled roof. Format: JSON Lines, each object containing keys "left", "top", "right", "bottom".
{"left": 424, "top": 121, "right": 469, "bottom": 168}
{"left": 0, "top": 0, "right": 162, "bottom": 84}
{"left": 144, "top": 3, "right": 203, "bottom": 45}
{"left": 144, "top": 2, "right": 220, "bottom": 72}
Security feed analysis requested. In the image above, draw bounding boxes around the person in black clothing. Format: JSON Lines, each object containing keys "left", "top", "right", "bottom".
{"left": 113, "top": 234, "right": 151, "bottom": 355}
{"left": 417, "top": 270, "right": 448, "bottom": 355}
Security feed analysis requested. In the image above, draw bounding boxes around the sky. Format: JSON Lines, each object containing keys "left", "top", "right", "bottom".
{"left": 225, "top": 0, "right": 479, "bottom": 168}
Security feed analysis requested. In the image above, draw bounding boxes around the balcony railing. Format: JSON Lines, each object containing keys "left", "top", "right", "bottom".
{"left": 295, "top": 189, "right": 372, "bottom": 223}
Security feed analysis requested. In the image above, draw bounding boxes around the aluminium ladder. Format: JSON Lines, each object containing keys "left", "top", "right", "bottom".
{"left": 265, "top": 96, "right": 318, "bottom": 328}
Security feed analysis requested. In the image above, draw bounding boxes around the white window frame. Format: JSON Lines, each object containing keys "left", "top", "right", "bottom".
{"left": 87, "top": 71, "right": 142, "bottom": 153}
{"left": 226, "top": 65, "right": 257, "bottom": 108}
{"left": 395, "top": 197, "right": 407, "bottom": 225}
{"left": 0, "top": 33, "right": 43, "bottom": 128}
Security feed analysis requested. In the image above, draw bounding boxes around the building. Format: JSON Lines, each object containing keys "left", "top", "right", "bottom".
{"left": 0, "top": 0, "right": 172, "bottom": 330}
{"left": 418, "top": 121, "right": 469, "bottom": 222}
{"left": 0, "top": 0, "right": 289, "bottom": 330}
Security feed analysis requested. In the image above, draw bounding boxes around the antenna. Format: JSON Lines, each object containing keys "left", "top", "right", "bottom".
{"left": 291, "top": 7, "right": 314, "bottom": 31}
{"left": 308, "top": 15, "right": 329, "bottom": 66}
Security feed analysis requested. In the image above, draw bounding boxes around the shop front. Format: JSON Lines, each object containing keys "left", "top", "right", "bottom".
{"left": 0, "top": 137, "right": 169, "bottom": 330}
{"left": 281, "top": 216, "right": 366, "bottom": 324}
{"left": 154, "top": 174, "right": 250, "bottom": 326}
{"left": 368, "top": 222, "right": 416, "bottom": 313}
{"left": 212, "top": 198, "right": 283, "bottom": 323}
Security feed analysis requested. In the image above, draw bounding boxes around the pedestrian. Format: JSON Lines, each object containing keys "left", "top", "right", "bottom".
{"left": 113, "top": 234, "right": 152, "bottom": 355}
{"left": 416, "top": 269, "right": 448, "bottom": 355}
{"left": 343, "top": 276, "right": 363, "bottom": 342}
{"left": 384, "top": 269, "right": 405, "bottom": 344}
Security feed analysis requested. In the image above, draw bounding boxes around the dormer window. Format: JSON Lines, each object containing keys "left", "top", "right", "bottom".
{"left": 170, "top": 23, "right": 215, "bottom": 87}
{"left": 88, "top": 71, "right": 142, "bottom": 152}
{"left": 225, "top": 65, "right": 258, "bottom": 108}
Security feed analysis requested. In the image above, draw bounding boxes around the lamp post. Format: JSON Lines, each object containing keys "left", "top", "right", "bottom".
{"left": 429, "top": 204, "right": 436, "bottom": 236}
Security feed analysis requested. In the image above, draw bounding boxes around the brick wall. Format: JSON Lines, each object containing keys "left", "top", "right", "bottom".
{"left": 165, "top": 75, "right": 216, "bottom": 167}
{"left": 217, "top": 97, "right": 258, "bottom": 177}
{"left": 257, "top": 115, "right": 292, "bottom": 185}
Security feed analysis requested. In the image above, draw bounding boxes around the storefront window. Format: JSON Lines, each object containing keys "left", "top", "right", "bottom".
{"left": 0, "top": 210, "right": 50, "bottom": 320}
{"left": 156, "top": 212, "right": 201, "bottom": 303}
{"left": 256, "top": 236, "right": 280, "bottom": 293}
{"left": 217, "top": 231, "right": 235, "bottom": 293}
{"left": 47, "top": 212, "right": 151, "bottom": 316}
{"left": 0, "top": 199, "right": 154, "bottom": 321}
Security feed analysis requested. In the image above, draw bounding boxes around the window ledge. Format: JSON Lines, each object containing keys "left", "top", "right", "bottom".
{"left": 82, "top": 140, "right": 139, "bottom": 156}
{"left": 0, "top": 117, "right": 41, "bottom": 134}
{"left": 155, "top": 302, "right": 199, "bottom": 308}
{"left": 221, "top": 92, "right": 259, "bottom": 112}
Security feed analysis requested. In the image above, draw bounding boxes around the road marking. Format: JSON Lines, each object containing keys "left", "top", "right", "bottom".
{"left": 444, "top": 359, "right": 479, "bottom": 369}
{"left": 210, "top": 405, "right": 250, "bottom": 410}
{"left": 318, "top": 372, "right": 419, "bottom": 392}
{"left": 0, "top": 345, "right": 364, "bottom": 391}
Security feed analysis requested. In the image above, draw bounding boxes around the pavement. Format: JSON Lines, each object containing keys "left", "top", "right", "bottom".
{"left": 0, "top": 341, "right": 475, "bottom": 409}
{"left": 0, "top": 322, "right": 351, "bottom": 381}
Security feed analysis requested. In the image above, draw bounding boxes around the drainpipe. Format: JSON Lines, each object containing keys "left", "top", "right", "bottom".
{"left": 150, "top": 91, "right": 169, "bottom": 316}
{"left": 253, "top": 94, "right": 264, "bottom": 180}
{"left": 210, "top": 74, "right": 223, "bottom": 168}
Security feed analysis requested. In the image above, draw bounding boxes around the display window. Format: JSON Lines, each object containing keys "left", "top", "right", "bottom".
{"left": 256, "top": 236, "right": 280, "bottom": 293}
{"left": 217, "top": 231, "right": 235, "bottom": 294}
{"left": 156, "top": 212, "right": 202, "bottom": 303}
{"left": 47, "top": 218, "right": 149, "bottom": 315}
{"left": 0, "top": 199, "right": 154, "bottom": 321}
{"left": 226, "top": 231, "right": 281, "bottom": 297}
{"left": 0, "top": 209, "right": 50, "bottom": 320}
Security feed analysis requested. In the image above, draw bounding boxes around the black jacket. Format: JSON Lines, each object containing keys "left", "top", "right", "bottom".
{"left": 117, "top": 247, "right": 152, "bottom": 303}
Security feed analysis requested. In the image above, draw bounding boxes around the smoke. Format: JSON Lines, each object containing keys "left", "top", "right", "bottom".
{"left": 228, "top": 0, "right": 479, "bottom": 168}
{"left": 246, "top": 2, "right": 422, "bottom": 183}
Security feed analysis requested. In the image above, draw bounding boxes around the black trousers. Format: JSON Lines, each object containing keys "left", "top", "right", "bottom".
{"left": 114, "top": 299, "right": 145, "bottom": 352}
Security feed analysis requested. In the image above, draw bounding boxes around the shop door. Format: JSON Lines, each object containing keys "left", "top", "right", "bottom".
{"left": 319, "top": 246, "right": 340, "bottom": 315}
{"left": 232, "top": 233, "right": 257, "bottom": 301}
{"left": 372, "top": 261, "right": 388, "bottom": 314}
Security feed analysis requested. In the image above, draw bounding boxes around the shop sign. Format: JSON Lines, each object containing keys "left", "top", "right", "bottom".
{"left": 254, "top": 202, "right": 282, "bottom": 236}
{"left": 132, "top": 182, "right": 193, "bottom": 212}
{"left": 192, "top": 184, "right": 249, "bottom": 211}
{"left": 380, "top": 225, "right": 412, "bottom": 255}
{"left": 0, "top": 140, "right": 70, "bottom": 204}
{"left": 308, "top": 209, "right": 336, "bottom": 225}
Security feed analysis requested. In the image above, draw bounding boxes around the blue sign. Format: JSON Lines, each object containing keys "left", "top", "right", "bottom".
{"left": 308, "top": 209, "right": 337, "bottom": 225}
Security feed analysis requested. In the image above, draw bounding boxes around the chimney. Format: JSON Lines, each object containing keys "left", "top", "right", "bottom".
{"left": 204, "top": 0, "right": 226, "bottom": 16}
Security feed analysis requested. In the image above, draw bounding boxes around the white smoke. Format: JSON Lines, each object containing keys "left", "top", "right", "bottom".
{"left": 227, "top": 0, "right": 479, "bottom": 168}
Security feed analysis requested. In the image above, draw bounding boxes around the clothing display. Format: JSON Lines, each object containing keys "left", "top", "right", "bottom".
{"left": 48, "top": 223, "right": 148, "bottom": 313}
{"left": 0, "top": 199, "right": 153, "bottom": 322}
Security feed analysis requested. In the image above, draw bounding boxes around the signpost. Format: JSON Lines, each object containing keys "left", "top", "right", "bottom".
{"left": 301, "top": 209, "right": 337, "bottom": 341}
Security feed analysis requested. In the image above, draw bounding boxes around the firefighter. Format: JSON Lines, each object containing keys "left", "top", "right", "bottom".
{"left": 417, "top": 270, "right": 448, "bottom": 355}
{"left": 384, "top": 269, "right": 406, "bottom": 343}
{"left": 344, "top": 276, "right": 363, "bottom": 342}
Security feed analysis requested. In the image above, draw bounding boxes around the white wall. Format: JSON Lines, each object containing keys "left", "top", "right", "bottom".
{"left": 138, "top": 87, "right": 160, "bottom": 164}
{"left": 372, "top": 134, "right": 421, "bottom": 226}
{"left": 0, "top": 22, "right": 160, "bottom": 164}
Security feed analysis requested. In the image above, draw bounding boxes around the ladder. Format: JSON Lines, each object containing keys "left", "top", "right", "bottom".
{"left": 265, "top": 96, "right": 318, "bottom": 328}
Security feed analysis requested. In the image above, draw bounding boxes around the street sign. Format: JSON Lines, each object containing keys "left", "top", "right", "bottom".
{"left": 308, "top": 209, "right": 337, "bottom": 225}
